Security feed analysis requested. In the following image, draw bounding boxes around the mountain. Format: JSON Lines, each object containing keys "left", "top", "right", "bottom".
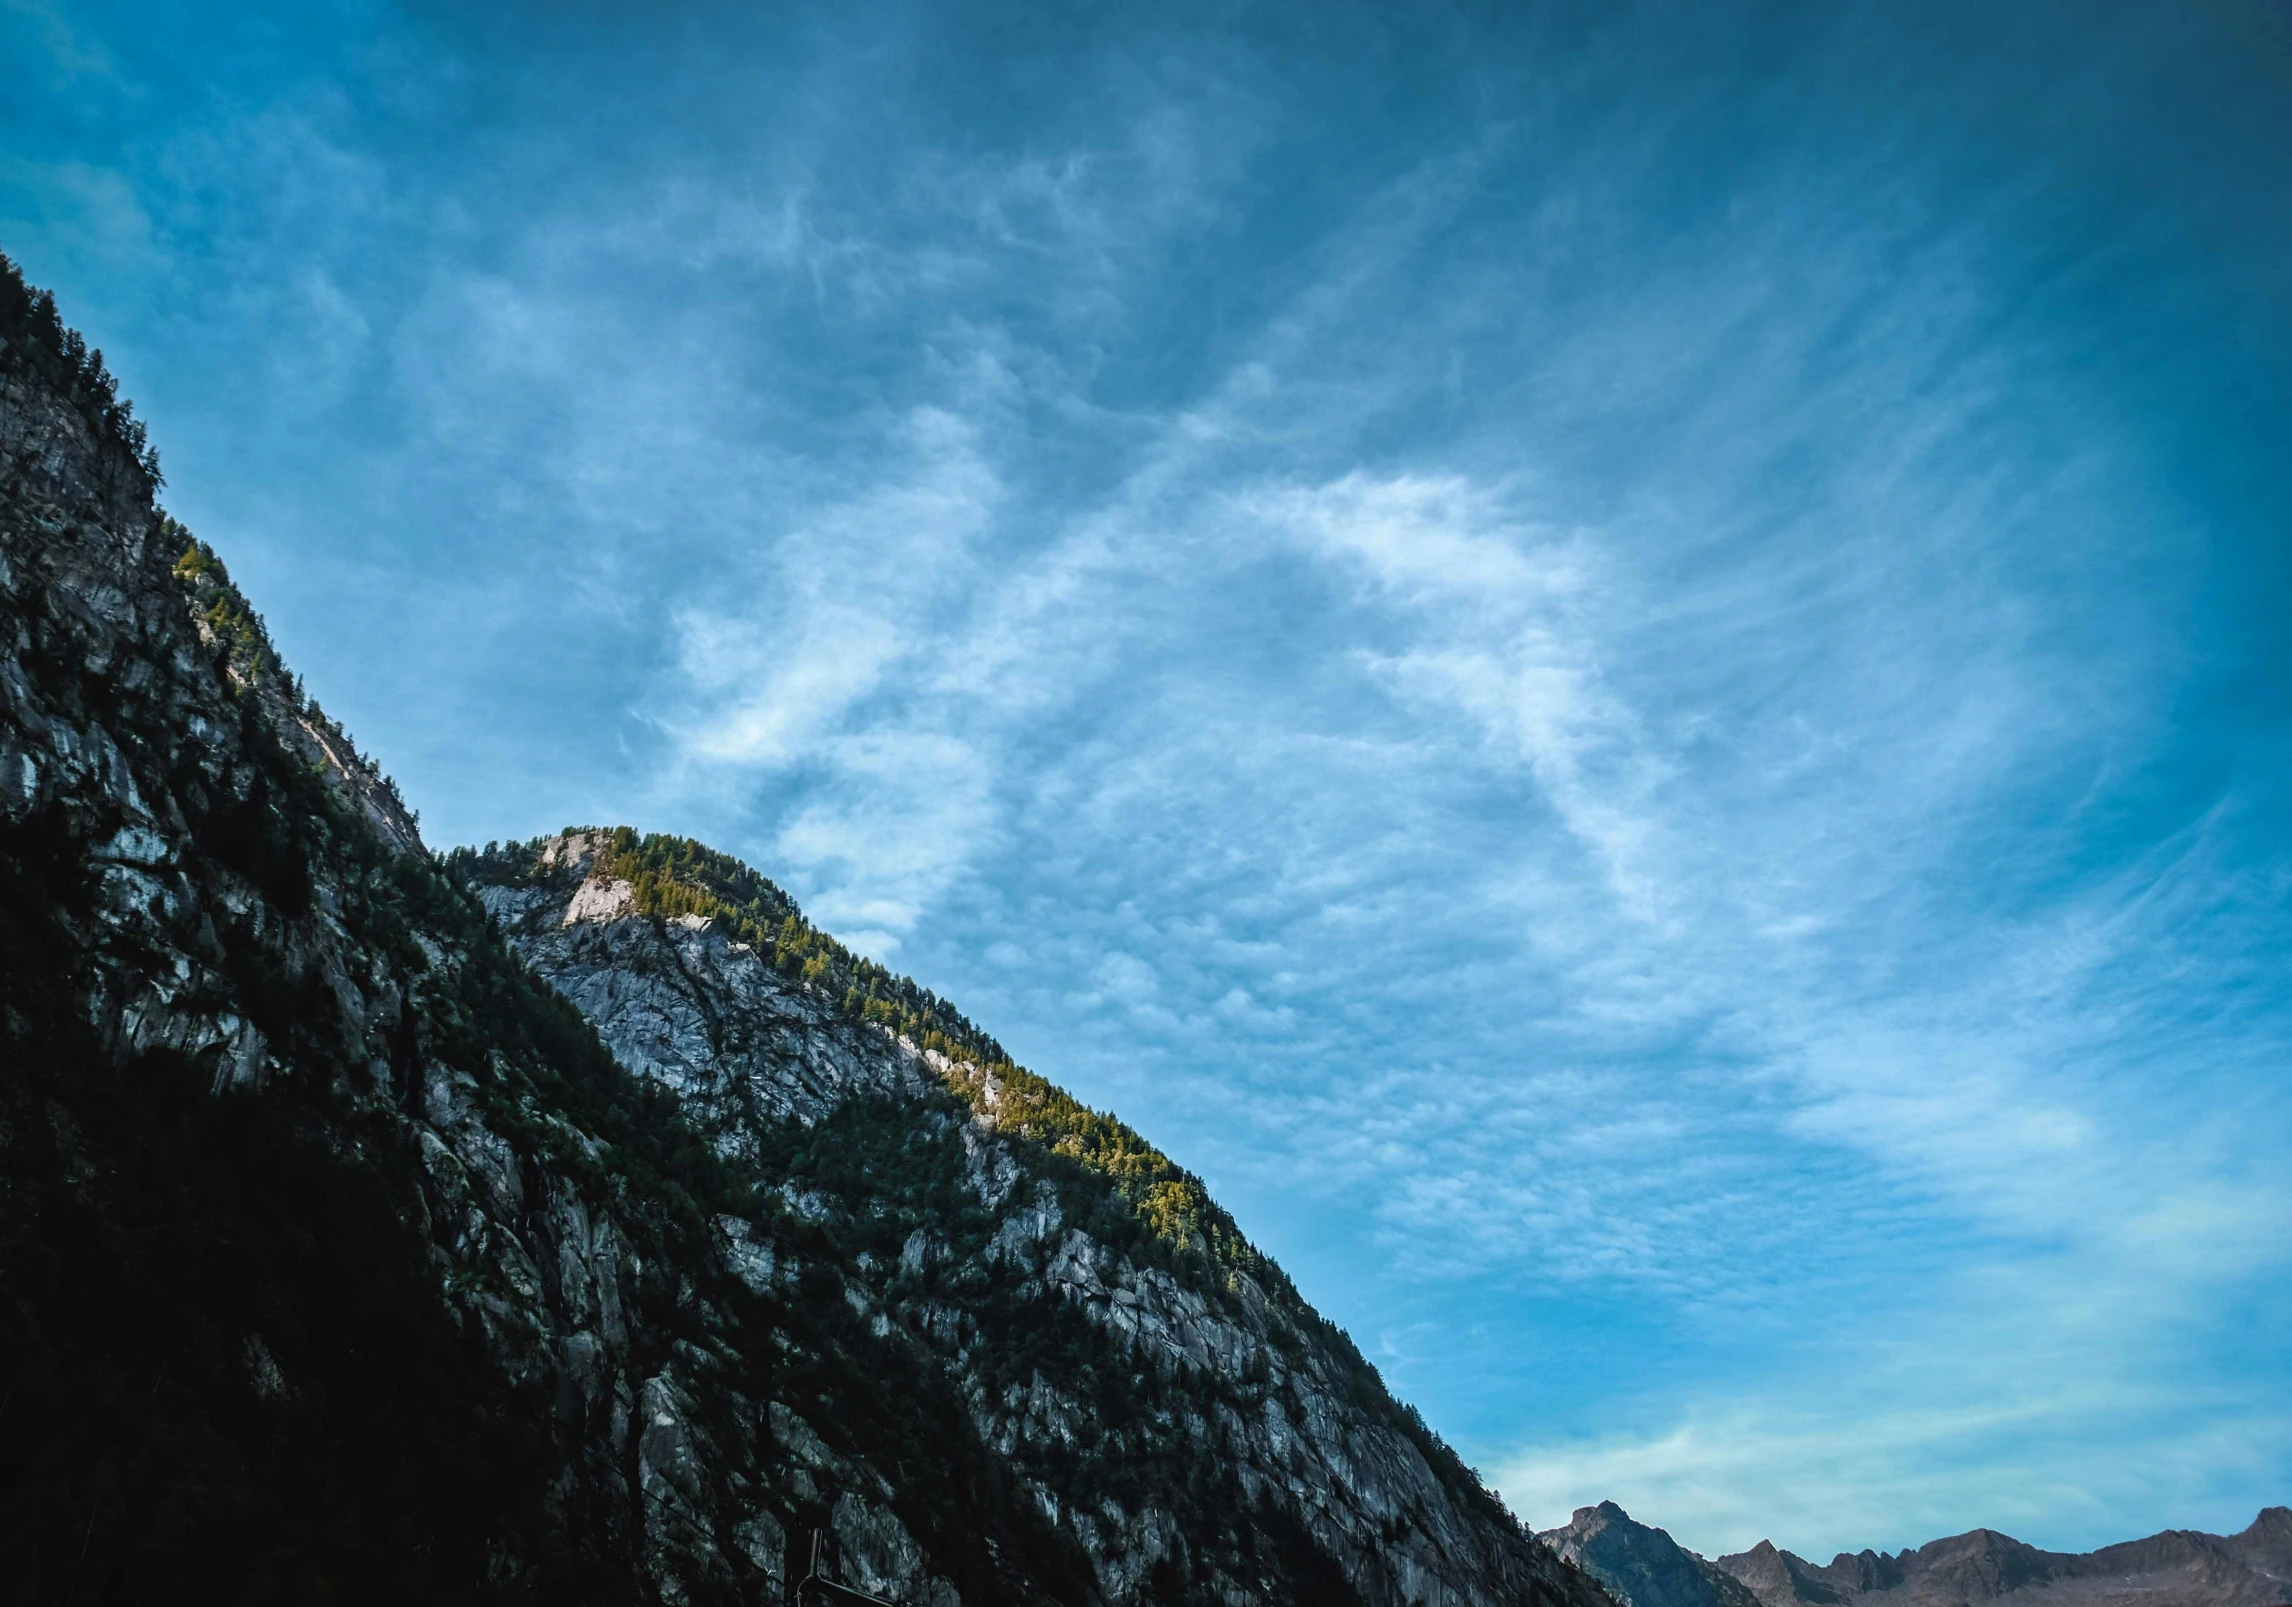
{"left": 1714, "top": 1511, "right": 2292, "bottom": 1607}
{"left": 1541, "top": 1505, "right": 2292, "bottom": 1607}
{"left": 457, "top": 828, "right": 1605, "bottom": 1607}
{"left": 0, "top": 250, "right": 1613, "bottom": 1607}
{"left": 1542, "top": 1502, "right": 1769, "bottom": 1607}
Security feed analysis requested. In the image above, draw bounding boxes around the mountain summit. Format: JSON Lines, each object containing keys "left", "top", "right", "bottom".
{"left": 1540, "top": 1502, "right": 1767, "bottom": 1607}
{"left": 0, "top": 252, "right": 1607, "bottom": 1605}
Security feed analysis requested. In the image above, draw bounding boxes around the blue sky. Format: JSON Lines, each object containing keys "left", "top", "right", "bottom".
{"left": 8, "top": 0, "right": 2291, "bottom": 1561}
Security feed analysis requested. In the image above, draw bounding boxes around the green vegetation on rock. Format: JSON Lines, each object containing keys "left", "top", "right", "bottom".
{"left": 451, "top": 826, "right": 1519, "bottom": 1540}
{"left": 457, "top": 827, "right": 1271, "bottom": 1281}
{"left": 0, "top": 248, "right": 162, "bottom": 483}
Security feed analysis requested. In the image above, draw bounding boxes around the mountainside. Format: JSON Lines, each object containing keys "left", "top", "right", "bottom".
{"left": 1541, "top": 1503, "right": 1767, "bottom": 1607}
{"left": 1714, "top": 1510, "right": 2292, "bottom": 1607}
{"left": 0, "top": 252, "right": 1612, "bottom": 1607}
{"left": 456, "top": 828, "right": 1597, "bottom": 1607}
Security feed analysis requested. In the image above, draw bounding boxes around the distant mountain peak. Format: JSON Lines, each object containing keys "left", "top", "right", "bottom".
{"left": 1541, "top": 1503, "right": 2292, "bottom": 1607}
{"left": 1541, "top": 1500, "right": 1769, "bottom": 1607}
{"left": 1713, "top": 1512, "right": 2292, "bottom": 1607}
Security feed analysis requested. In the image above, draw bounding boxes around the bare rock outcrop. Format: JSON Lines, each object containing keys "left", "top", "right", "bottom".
{"left": 468, "top": 832, "right": 1607, "bottom": 1607}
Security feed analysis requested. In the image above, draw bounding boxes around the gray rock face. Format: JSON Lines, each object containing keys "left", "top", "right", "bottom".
{"left": 0, "top": 343, "right": 844, "bottom": 1599}
{"left": 477, "top": 837, "right": 1609, "bottom": 1607}
{"left": 1713, "top": 1511, "right": 2292, "bottom": 1607}
{"left": 1541, "top": 1502, "right": 1768, "bottom": 1607}
{"left": 477, "top": 845, "right": 934, "bottom": 1138}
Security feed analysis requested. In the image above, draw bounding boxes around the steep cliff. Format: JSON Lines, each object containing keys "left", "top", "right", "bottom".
{"left": 0, "top": 252, "right": 1611, "bottom": 1607}
{"left": 458, "top": 828, "right": 1597, "bottom": 1607}
{"left": 0, "top": 251, "right": 1072, "bottom": 1604}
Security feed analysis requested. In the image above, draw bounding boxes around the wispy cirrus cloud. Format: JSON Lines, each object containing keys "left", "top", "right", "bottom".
{"left": 1248, "top": 471, "right": 1667, "bottom": 909}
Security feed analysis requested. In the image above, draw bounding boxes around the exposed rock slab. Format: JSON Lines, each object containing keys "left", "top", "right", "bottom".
{"left": 477, "top": 836, "right": 1609, "bottom": 1607}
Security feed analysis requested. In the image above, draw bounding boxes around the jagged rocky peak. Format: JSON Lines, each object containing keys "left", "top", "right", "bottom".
{"left": 1540, "top": 1501, "right": 1769, "bottom": 1607}
{"left": 3, "top": 253, "right": 1615, "bottom": 1604}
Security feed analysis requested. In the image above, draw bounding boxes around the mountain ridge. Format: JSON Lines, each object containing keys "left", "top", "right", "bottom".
{"left": 1713, "top": 1507, "right": 2292, "bottom": 1607}
{"left": 459, "top": 826, "right": 1566, "bottom": 1603}
{"left": 454, "top": 825, "right": 1288, "bottom": 1290}
{"left": 1539, "top": 1502, "right": 2290, "bottom": 1607}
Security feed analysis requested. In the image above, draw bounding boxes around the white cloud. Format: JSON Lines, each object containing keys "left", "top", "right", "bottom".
{"left": 650, "top": 402, "right": 1007, "bottom": 925}
{"left": 1246, "top": 471, "right": 1675, "bottom": 914}
{"left": 676, "top": 605, "right": 906, "bottom": 765}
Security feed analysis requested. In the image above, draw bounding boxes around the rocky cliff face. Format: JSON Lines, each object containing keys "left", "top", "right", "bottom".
{"left": 1541, "top": 1503, "right": 1767, "bottom": 1607}
{"left": 1713, "top": 1512, "right": 2292, "bottom": 1607}
{"left": 0, "top": 252, "right": 1611, "bottom": 1607}
{"left": 463, "top": 832, "right": 1601, "bottom": 1607}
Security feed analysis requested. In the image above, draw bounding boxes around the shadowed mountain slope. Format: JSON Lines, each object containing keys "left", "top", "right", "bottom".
{"left": 452, "top": 825, "right": 1591, "bottom": 1606}
{"left": 0, "top": 250, "right": 1611, "bottom": 1607}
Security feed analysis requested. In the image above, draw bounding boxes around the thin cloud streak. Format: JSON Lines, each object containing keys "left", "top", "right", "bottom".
{"left": 640, "top": 111, "right": 2286, "bottom": 1531}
